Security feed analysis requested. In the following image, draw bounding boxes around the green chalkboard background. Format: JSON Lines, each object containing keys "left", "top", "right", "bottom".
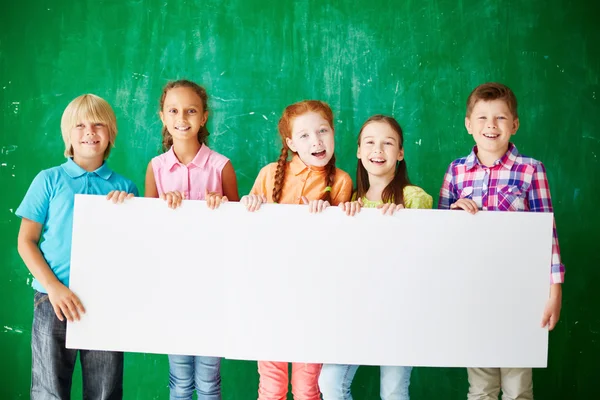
{"left": 1, "top": 0, "right": 598, "bottom": 398}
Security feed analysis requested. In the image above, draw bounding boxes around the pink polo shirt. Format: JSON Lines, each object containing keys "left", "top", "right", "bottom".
{"left": 151, "top": 145, "right": 229, "bottom": 200}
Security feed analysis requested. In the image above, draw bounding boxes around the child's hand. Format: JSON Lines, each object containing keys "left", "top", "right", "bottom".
{"left": 160, "top": 191, "right": 186, "bottom": 209}
{"left": 541, "top": 284, "right": 562, "bottom": 330}
{"left": 241, "top": 194, "right": 266, "bottom": 212}
{"left": 377, "top": 203, "right": 405, "bottom": 216}
{"left": 205, "top": 189, "right": 227, "bottom": 210}
{"left": 450, "top": 199, "right": 478, "bottom": 214}
{"left": 339, "top": 199, "right": 362, "bottom": 216}
{"left": 46, "top": 281, "right": 85, "bottom": 322}
{"left": 106, "top": 190, "right": 134, "bottom": 203}
{"left": 301, "top": 196, "right": 330, "bottom": 213}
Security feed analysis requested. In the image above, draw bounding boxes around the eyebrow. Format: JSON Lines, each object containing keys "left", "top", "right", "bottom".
{"left": 362, "top": 135, "right": 397, "bottom": 141}
{"left": 164, "top": 103, "right": 203, "bottom": 109}
{"left": 294, "top": 125, "right": 330, "bottom": 134}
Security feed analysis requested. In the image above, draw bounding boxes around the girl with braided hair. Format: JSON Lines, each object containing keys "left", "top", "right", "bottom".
{"left": 241, "top": 100, "right": 352, "bottom": 399}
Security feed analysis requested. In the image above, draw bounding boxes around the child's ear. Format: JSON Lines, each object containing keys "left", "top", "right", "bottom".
{"left": 356, "top": 147, "right": 361, "bottom": 158}
{"left": 397, "top": 148, "right": 405, "bottom": 162}
{"left": 465, "top": 117, "right": 473, "bottom": 135}
{"left": 285, "top": 137, "right": 296, "bottom": 152}
{"left": 202, "top": 111, "right": 209, "bottom": 126}
{"left": 159, "top": 111, "right": 165, "bottom": 126}
{"left": 512, "top": 118, "right": 520, "bottom": 135}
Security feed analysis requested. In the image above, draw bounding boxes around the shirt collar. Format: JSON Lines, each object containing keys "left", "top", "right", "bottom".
{"left": 465, "top": 143, "right": 518, "bottom": 171}
{"left": 61, "top": 158, "right": 112, "bottom": 180}
{"left": 289, "top": 154, "right": 327, "bottom": 176}
{"left": 166, "top": 145, "right": 211, "bottom": 170}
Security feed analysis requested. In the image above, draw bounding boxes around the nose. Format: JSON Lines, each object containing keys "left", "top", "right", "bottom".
{"left": 84, "top": 124, "right": 96, "bottom": 135}
{"left": 310, "top": 133, "right": 323, "bottom": 146}
{"left": 487, "top": 118, "right": 498, "bottom": 129}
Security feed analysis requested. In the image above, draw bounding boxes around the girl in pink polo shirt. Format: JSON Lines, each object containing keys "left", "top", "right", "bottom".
{"left": 145, "top": 79, "right": 239, "bottom": 400}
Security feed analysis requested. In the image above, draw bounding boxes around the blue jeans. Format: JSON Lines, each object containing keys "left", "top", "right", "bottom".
{"left": 168, "top": 354, "right": 221, "bottom": 399}
{"left": 31, "top": 291, "right": 123, "bottom": 400}
{"left": 319, "top": 364, "right": 412, "bottom": 400}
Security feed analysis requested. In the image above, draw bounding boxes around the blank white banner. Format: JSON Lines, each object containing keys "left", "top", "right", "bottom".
{"left": 67, "top": 195, "right": 552, "bottom": 367}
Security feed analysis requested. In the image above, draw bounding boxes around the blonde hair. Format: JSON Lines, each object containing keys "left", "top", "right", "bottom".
{"left": 60, "top": 94, "right": 117, "bottom": 159}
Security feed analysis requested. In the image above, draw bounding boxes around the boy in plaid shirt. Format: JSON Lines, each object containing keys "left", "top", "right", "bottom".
{"left": 439, "top": 82, "right": 563, "bottom": 400}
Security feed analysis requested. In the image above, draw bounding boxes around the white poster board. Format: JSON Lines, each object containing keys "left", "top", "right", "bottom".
{"left": 67, "top": 195, "right": 552, "bottom": 367}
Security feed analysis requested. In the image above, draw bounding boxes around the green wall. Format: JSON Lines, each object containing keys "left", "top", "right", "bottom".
{"left": 1, "top": 0, "right": 598, "bottom": 398}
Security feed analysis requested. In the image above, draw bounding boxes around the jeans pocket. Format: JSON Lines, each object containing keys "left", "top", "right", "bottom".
{"left": 33, "top": 291, "right": 49, "bottom": 310}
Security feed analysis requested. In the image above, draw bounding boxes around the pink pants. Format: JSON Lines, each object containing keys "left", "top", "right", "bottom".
{"left": 257, "top": 361, "right": 322, "bottom": 400}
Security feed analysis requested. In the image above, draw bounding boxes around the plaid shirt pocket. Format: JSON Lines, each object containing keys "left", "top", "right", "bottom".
{"left": 497, "top": 185, "right": 525, "bottom": 211}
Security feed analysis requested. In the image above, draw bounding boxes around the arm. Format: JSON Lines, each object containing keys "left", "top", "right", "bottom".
{"left": 438, "top": 165, "right": 456, "bottom": 210}
{"left": 439, "top": 165, "right": 478, "bottom": 214}
{"left": 144, "top": 161, "right": 159, "bottom": 198}
{"left": 528, "top": 162, "right": 563, "bottom": 330}
{"left": 221, "top": 161, "right": 240, "bottom": 201}
{"left": 404, "top": 186, "right": 433, "bottom": 210}
{"left": 242, "top": 166, "right": 270, "bottom": 211}
{"left": 18, "top": 219, "right": 84, "bottom": 322}
{"left": 528, "top": 162, "right": 564, "bottom": 284}
{"left": 331, "top": 172, "right": 353, "bottom": 206}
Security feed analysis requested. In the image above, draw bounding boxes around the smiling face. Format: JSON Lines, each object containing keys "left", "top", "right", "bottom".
{"left": 160, "top": 86, "right": 208, "bottom": 146}
{"left": 70, "top": 120, "right": 110, "bottom": 167}
{"left": 357, "top": 120, "right": 404, "bottom": 180}
{"left": 465, "top": 99, "right": 519, "bottom": 166}
{"left": 285, "top": 111, "right": 335, "bottom": 168}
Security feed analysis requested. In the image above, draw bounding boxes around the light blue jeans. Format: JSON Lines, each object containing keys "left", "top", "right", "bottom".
{"left": 319, "top": 364, "right": 412, "bottom": 400}
{"left": 168, "top": 354, "right": 221, "bottom": 400}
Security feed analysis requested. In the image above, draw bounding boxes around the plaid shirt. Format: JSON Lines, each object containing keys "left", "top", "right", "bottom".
{"left": 438, "top": 143, "right": 564, "bottom": 284}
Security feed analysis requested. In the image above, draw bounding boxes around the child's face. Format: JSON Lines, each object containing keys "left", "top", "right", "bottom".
{"left": 70, "top": 120, "right": 110, "bottom": 164}
{"left": 465, "top": 99, "right": 519, "bottom": 161}
{"left": 286, "top": 111, "right": 334, "bottom": 167}
{"left": 160, "top": 87, "right": 208, "bottom": 144}
{"left": 357, "top": 121, "right": 404, "bottom": 179}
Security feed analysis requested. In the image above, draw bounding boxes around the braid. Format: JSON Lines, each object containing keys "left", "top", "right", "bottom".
{"left": 320, "top": 154, "right": 336, "bottom": 203}
{"left": 161, "top": 126, "right": 173, "bottom": 152}
{"left": 272, "top": 146, "right": 289, "bottom": 203}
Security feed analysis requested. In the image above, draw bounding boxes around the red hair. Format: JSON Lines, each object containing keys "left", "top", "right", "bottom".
{"left": 273, "top": 100, "right": 337, "bottom": 204}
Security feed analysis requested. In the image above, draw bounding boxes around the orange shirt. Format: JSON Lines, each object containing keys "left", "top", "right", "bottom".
{"left": 251, "top": 155, "right": 352, "bottom": 205}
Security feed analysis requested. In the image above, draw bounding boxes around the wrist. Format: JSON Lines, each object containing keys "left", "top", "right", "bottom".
{"left": 550, "top": 283, "right": 562, "bottom": 298}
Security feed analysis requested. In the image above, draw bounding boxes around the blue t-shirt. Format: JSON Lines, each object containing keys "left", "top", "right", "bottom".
{"left": 15, "top": 158, "right": 138, "bottom": 293}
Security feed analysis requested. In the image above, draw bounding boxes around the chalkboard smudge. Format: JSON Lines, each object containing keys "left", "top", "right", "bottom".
{"left": 3, "top": 326, "right": 23, "bottom": 334}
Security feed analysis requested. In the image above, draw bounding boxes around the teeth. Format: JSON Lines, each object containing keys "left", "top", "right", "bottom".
{"left": 176, "top": 126, "right": 190, "bottom": 131}
{"left": 483, "top": 133, "right": 499, "bottom": 138}
{"left": 371, "top": 158, "right": 385, "bottom": 162}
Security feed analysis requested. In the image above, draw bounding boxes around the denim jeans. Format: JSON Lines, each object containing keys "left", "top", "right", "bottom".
{"left": 168, "top": 354, "right": 221, "bottom": 399}
{"left": 319, "top": 364, "right": 412, "bottom": 400}
{"left": 31, "top": 291, "right": 123, "bottom": 400}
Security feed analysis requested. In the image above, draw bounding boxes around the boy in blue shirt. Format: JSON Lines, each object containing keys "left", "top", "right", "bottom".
{"left": 16, "top": 94, "right": 138, "bottom": 399}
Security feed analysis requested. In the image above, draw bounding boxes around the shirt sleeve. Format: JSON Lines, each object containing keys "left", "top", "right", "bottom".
{"left": 15, "top": 171, "right": 52, "bottom": 225}
{"left": 129, "top": 182, "right": 140, "bottom": 197}
{"left": 404, "top": 186, "right": 433, "bottom": 209}
{"left": 331, "top": 171, "right": 353, "bottom": 206}
{"left": 250, "top": 165, "right": 270, "bottom": 197}
{"left": 527, "top": 162, "right": 564, "bottom": 284}
{"left": 438, "top": 164, "right": 456, "bottom": 210}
